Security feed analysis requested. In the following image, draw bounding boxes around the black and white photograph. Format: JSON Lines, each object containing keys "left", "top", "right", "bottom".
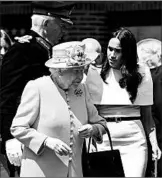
{"left": 0, "top": 1, "right": 162, "bottom": 177}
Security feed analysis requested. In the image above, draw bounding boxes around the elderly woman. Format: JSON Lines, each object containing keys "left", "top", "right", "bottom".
{"left": 10, "top": 41, "right": 106, "bottom": 177}
{"left": 85, "top": 28, "right": 161, "bottom": 177}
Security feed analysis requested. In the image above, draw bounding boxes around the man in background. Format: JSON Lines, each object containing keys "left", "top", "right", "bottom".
{"left": 0, "top": 1, "right": 75, "bottom": 176}
{"left": 137, "top": 38, "right": 162, "bottom": 177}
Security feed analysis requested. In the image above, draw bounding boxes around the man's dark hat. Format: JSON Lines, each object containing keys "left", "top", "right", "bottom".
{"left": 32, "top": 1, "right": 75, "bottom": 25}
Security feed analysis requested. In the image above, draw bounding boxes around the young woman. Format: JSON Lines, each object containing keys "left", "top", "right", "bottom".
{"left": 85, "top": 27, "right": 161, "bottom": 177}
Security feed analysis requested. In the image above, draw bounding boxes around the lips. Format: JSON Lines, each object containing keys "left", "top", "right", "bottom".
{"left": 109, "top": 59, "right": 116, "bottom": 63}
{"left": 73, "top": 81, "right": 80, "bottom": 84}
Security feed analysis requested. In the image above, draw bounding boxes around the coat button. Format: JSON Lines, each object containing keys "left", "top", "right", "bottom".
{"left": 70, "top": 115, "right": 74, "bottom": 119}
{"left": 70, "top": 142, "right": 73, "bottom": 147}
{"left": 69, "top": 111, "right": 74, "bottom": 117}
{"left": 70, "top": 127, "right": 74, "bottom": 132}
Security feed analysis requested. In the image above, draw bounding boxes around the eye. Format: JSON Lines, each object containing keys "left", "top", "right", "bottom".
{"left": 115, "top": 49, "right": 122, "bottom": 53}
{"left": 108, "top": 46, "right": 121, "bottom": 53}
{"left": 108, "top": 46, "right": 113, "bottom": 51}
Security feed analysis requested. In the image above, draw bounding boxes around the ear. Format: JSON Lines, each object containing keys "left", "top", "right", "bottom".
{"left": 42, "top": 19, "right": 50, "bottom": 36}
{"left": 43, "top": 19, "right": 49, "bottom": 27}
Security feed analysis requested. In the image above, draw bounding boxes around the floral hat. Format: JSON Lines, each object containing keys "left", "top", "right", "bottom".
{"left": 137, "top": 38, "right": 162, "bottom": 69}
{"left": 45, "top": 41, "right": 99, "bottom": 68}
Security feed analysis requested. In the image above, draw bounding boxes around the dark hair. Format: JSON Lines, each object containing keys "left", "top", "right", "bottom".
{"left": 0, "top": 29, "right": 13, "bottom": 48}
{"left": 100, "top": 27, "right": 142, "bottom": 103}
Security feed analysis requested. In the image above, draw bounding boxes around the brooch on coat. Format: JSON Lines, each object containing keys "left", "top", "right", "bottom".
{"left": 74, "top": 88, "right": 83, "bottom": 97}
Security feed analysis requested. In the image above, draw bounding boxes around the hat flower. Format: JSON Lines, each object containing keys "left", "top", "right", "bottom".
{"left": 66, "top": 44, "right": 87, "bottom": 66}
{"left": 45, "top": 41, "right": 99, "bottom": 68}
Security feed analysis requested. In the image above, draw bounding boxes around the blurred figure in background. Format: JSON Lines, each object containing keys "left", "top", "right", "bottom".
{"left": 0, "top": 2, "right": 75, "bottom": 177}
{"left": 81, "top": 38, "right": 104, "bottom": 84}
{"left": 137, "top": 38, "right": 162, "bottom": 177}
{"left": 0, "top": 29, "right": 13, "bottom": 65}
{"left": 0, "top": 29, "right": 14, "bottom": 177}
{"left": 82, "top": 38, "right": 103, "bottom": 75}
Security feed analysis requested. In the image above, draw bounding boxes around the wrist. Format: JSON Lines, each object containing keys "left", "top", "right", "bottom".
{"left": 44, "top": 137, "right": 49, "bottom": 148}
{"left": 44, "top": 137, "right": 54, "bottom": 150}
{"left": 37, "top": 137, "right": 48, "bottom": 155}
{"left": 149, "top": 128, "right": 158, "bottom": 146}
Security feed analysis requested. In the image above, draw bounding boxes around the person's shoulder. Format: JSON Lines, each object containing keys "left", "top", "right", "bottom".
{"left": 33, "top": 76, "right": 52, "bottom": 89}
{"left": 12, "top": 41, "right": 29, "bottom": 52}
{"left": 138, "top": 62, "right": 151, "bottom": 78}
{"left": 137, "top": 63, "right": 152, "bottom": 89}
{"left": 135, "top": 63, "right": 153, "bottom": 105}
{"left": 33, "top": 76, "right": 49, "bottom": 84}
{"left": 7, "top": 35, "right": 35, "bottom": 55}
{"left": 25, "top": 76, "right": 49, "bottom": 90}
{"left": 14, "top": 31, "right": 52, "bottom": 54}
{"left": 16, "top": 35, "right": 36, "bottom": 47}
{"left": 89, "top": 64, "right": 101, "bottom": 71}
{"left": 87, "top": 64, "right": 101, "bottom": 76}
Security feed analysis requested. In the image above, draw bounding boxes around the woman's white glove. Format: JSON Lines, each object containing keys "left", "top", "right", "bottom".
{"left": 78, "top": 124, "right": 93, "bottom": 138}
{"left": 5, "top": 138, "right": 23, "bottom": 167}
{"left": 45, "top": 137, "right": 72, "bottom": 156}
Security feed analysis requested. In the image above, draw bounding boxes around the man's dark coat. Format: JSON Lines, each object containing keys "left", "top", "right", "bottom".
{"left": 0, "top": 30, "right": 52, "bottom": 153}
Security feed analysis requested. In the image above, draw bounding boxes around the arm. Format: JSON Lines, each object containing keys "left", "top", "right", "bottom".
{"left": 10, "top": 80, "right": 71, "bottom": 157}
{"left": 10, "top": 80, "right": 48, "bottom": 155}
{"left": 140, "top": 106, "right": 161, "bottom": 160}
{"left": 83, "top": 84, "right": 106, "bottom": 143}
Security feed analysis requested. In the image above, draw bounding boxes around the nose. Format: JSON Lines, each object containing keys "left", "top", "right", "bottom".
{"left": 76, "top": 71, "right": 84, "bottom": 81}
{"left": 109, "top": 50, "right": 116, "bottom": 59}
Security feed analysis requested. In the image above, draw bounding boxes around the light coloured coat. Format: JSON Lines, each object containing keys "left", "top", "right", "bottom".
{"left": 11, "top": 76, "right": 106, "bottom": 177}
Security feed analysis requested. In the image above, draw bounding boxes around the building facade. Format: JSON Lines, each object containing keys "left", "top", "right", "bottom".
{"left": 0, "top": 1, "right": 162, "bottom": 49}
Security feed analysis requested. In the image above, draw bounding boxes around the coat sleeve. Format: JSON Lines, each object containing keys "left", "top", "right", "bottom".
{"left": 83, "top": 84, "right": 106, "bottom": 143}
{"left": 10, "top": 80, "right": 48, "bottom": 155}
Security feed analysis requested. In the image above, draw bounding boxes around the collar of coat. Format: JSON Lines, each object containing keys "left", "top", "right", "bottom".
{"left": 29, "top": 30, "right": 52, "bottom": 58}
